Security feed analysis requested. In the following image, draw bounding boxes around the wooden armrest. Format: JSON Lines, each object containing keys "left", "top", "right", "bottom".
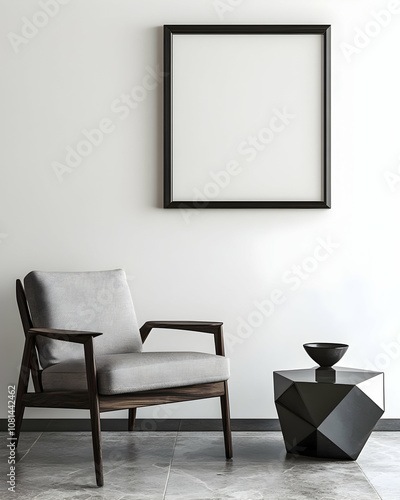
{"left": 141, "top": 321, "right": 222, "bottom": 333}
{"left": 139, "top": 321, "right": 225, "bottom": 355}
{"left": 28, "top": 328, "right": 103, "bottom": 344}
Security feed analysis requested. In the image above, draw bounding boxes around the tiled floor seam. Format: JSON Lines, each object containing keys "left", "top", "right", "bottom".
{"left": 162, "top": 431, "right": 179, "bottom": 500}
{"left": 17, "top": 431, "right": 43, "bottom": 464}
{"left": 356, "top": 461, "right": 383, "bottom": 500}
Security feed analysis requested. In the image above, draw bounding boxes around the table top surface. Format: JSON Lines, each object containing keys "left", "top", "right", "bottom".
{"left": 274, "top": 366, "right": 383, "bottom": 385}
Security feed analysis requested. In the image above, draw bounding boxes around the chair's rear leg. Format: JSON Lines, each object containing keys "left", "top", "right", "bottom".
{"left": 14, "top": 336, "right": 34, "bottom": 447}
{"left": 128, "top": 408, "right": 136, "bottom": 431}
{"left": 220, "top": 381, "right": 232, "bottom": 459}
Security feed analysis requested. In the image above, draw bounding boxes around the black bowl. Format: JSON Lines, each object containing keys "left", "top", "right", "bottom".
{"left": 303, "top": 342, "right": 349, "bottom": 368}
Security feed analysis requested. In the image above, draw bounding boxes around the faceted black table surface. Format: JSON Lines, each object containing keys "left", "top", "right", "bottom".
{"left": 274, "top": 367, "right": 384, "bottom": 460}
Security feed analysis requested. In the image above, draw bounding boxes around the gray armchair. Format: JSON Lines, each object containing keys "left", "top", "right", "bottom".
{"left": 15, "top": 269, "right": 232, "bottom": 486}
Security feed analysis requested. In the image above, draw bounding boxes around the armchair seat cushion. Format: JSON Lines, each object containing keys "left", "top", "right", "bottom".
{"left": 41, "top": 352, "right": 230, "bottom": 395}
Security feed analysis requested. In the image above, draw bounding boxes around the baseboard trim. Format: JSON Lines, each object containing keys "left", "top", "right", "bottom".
{"left": 1, "top": 418, "right": 399, "bottom": 432}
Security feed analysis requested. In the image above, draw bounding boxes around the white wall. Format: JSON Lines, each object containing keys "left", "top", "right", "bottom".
{"left": 1, "top": 0, "right": 400, "bottom": 420}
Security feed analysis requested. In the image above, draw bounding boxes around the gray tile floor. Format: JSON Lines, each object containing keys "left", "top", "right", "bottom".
{"left": 0, "top": 431, "right": 399, "bottom": 499}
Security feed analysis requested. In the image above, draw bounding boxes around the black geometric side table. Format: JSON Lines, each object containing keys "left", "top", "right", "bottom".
{"left": 273, "top": 367, "right": 384, "bottom": 460}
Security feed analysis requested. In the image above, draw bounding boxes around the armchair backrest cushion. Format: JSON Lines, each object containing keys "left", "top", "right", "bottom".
{"left": 24, "top": 269, "right": 142, "bottom": 369}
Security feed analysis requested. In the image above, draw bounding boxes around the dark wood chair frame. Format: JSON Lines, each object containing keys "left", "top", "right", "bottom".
{"left": 14, "top": 280, "right": 232, "bottom": 486}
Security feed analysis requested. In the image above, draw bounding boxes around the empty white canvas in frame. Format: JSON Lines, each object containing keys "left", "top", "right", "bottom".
{"left": 164, "top": 25, "right": 331, "bottom": 208}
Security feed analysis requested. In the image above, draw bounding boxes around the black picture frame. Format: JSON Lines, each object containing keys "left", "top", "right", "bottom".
{"left": 164, "top": 25, "right": 331, "bottom": 209}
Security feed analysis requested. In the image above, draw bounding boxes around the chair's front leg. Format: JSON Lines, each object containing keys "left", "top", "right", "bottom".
{"left": 213, "top": 325, "right": 225, "bottom": 357}
{"left": 84, "top": 338, "right": 103, "bottom": 487}
{"left": 128, "top": 408, "right": 136, "bottom": 431}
